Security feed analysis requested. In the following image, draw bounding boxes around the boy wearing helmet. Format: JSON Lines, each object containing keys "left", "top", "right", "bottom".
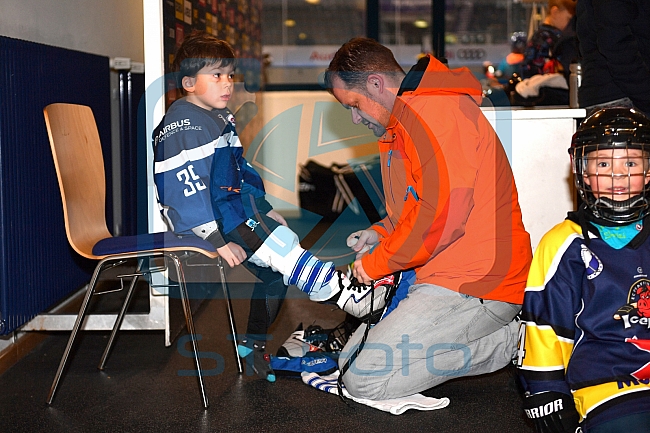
{"left": 496, "top": 32, "right": 527, "bottom": 84}
{"left": 516, "top": 108, "right": 650, "bottom": 432}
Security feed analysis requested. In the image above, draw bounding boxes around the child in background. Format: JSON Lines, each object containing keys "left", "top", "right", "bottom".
{"left": 517, "top": 108, "right": 650, "bottom": 432}
{"left": 521, "top": 0, "right": 576, "bottom": 79}
{"left": 496, "top": 32, "right": 527, "bottom": 83}
{"left": 153, "top": 32, "right": 394, "bottom": 381}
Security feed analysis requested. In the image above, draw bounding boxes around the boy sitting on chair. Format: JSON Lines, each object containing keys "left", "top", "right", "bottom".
{"left": 517, "top": 108, "right": 650, "bottom": 432}
{"left": 152, "top": 32, "right": 396, "bottom": 382}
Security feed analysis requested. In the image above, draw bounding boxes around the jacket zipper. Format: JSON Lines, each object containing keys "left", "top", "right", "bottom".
{"left": 387, "top": 148, "right": 395, "bottom": 204}
{"left": 404, "top": 185, "right": 419, "bottom": 202}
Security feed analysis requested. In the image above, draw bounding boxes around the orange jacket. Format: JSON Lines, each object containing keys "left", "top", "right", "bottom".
{"left": 362, "top": 55, "right": 532, "bottom": 304}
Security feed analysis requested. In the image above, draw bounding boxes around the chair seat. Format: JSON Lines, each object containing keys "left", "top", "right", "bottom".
{"left": 93, "top": 232, "right": 217, "bottom": 256}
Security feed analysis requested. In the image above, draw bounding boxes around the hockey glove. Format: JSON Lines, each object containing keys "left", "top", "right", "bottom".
{"left": 523, "top": 391, "right": 581, "bottom": 433}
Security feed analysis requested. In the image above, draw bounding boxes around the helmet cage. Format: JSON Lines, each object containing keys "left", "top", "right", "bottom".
{"left": 570, "top": 108, "right": 650, "bottom": 224}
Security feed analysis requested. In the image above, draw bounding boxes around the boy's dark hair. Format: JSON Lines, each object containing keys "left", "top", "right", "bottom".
{"left": 172, "top": 31, "right": 236, "bottom": 95}
{"left": 324, "top": 37, "right": 404, "bottom": 94}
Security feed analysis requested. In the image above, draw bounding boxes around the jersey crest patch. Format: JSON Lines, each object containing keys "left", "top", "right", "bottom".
{"left": 614, "top": 279, "right": 650, "bottom": 328}
{"left": 580, "top": 245, "right": 603, "bottom": 280}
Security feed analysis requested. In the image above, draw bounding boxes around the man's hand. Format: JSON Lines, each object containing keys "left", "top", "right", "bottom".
{"left": 217, "top": 242, "right": 247, "bottom": 267}
{"left": 347, "top": 229, "right": 379, "bottom": 258}
{"left": 352, "top": 257, "right": 373, "bottom": 285}
{"left": 266, "top": 209, "right": 287, "bottom": 227}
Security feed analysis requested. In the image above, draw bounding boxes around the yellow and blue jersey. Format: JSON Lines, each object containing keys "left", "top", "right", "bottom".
{"left": 517, "top": 214, "right": 650, "bottom": 429}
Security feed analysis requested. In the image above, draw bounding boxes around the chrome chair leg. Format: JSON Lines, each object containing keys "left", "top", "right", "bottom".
{"left": 47, "top": 259, "right": 108, "bottom": 404}
{"left": 168, "top": 252, "right": 209, "bottom": 409}
{"left": 98, "top": 258, "right": 144, "bottom": 370}
{"left": 48, "top": 251, "right": 228, "bottom": 408}
{"left": 218, "top": 257, "right": 242, "bottom": 374}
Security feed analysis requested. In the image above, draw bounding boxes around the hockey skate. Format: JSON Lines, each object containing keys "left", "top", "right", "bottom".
{"left": 333, "top": 271, "right": 401, "bottom": 322}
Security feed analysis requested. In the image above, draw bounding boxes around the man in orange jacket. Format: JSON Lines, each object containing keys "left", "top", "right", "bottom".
{"left": 324, "top": 38, "right": 532, "bottom": 400}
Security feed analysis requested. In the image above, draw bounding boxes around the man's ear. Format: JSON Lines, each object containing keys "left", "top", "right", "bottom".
{"left": 366, "top": 74, "right": 384, "bottom": 96}
{"left": 182, "top": 75, "right": 196, "bottom": 93}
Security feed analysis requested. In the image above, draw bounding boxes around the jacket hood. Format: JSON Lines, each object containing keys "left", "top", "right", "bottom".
{"left": 398, "top": 54, "right": 483, "bottom": 105}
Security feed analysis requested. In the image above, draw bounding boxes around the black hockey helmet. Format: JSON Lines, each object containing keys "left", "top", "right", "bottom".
{"left": 569, "top": 108, "right": 650, "bottom": 223}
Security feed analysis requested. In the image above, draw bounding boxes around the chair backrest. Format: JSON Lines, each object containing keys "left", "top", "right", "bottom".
{"left": 44, "top": 103, "right": 112, "bottom": 259}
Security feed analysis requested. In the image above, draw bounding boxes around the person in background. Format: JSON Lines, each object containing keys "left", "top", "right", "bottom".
{"left": 496, "top": 32, "right": 527, "bottom": 83}
{"left": 522, "top": 0, "right": 576, "bottom": 79}
{"left": 517, "top": 108, "right": 650, "bottom": 433}
{"left": 576, "top": 0, "right": 650, "bottom": 117}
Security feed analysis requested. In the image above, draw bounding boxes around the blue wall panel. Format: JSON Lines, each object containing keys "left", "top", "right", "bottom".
{"left": 0, "top": 36, "right": 112, "bottom": 334}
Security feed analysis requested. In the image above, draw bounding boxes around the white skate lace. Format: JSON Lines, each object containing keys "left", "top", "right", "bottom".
{"left": 341, "top": 275, "right": 372, "bottom": 292}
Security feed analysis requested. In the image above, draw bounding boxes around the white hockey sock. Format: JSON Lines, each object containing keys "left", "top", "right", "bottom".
{"left": 249, "top": 225, "right": 337, "bottom": 300}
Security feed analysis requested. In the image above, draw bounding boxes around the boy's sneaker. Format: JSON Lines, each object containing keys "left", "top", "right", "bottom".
{"left": 331, "top": 271, "right": 401, "bottom": 321}
{"left": 237, "top": 339, "right": 276, "bottom": 382}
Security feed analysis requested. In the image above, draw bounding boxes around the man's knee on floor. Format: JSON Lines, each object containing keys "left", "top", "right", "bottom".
{"left": 337, "top": 328, "right": 402, "bottom": 398}
{"left": 339, "top": 345, "right": 399, "bottom": 400}
{"left": 341, "top": 370, "right": 392, "bottom": 401}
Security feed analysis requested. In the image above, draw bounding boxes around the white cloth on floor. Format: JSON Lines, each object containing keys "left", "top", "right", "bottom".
{"left": 301, "top": 371, "right": 450, "bottom": 415}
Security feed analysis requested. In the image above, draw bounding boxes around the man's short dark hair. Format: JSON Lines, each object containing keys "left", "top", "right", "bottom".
{"left": 324, "top": 37, "right": 404, "bottom": 93}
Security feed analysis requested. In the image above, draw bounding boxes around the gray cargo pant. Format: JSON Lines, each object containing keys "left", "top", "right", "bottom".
{"left": 339, "top": 283, "right": 521, "bottom": 400}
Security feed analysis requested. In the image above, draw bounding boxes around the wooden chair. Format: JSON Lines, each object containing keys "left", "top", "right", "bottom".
{"left": 43, "top": 102, "right": 241, "bottom": 409}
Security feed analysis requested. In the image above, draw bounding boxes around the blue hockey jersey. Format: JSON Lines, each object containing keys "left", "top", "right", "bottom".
{"left": 517, "top": 213, "right": 650, "bottom": 429}
{"left": 152, "top": 99, "right": 270, "bottom": 238}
